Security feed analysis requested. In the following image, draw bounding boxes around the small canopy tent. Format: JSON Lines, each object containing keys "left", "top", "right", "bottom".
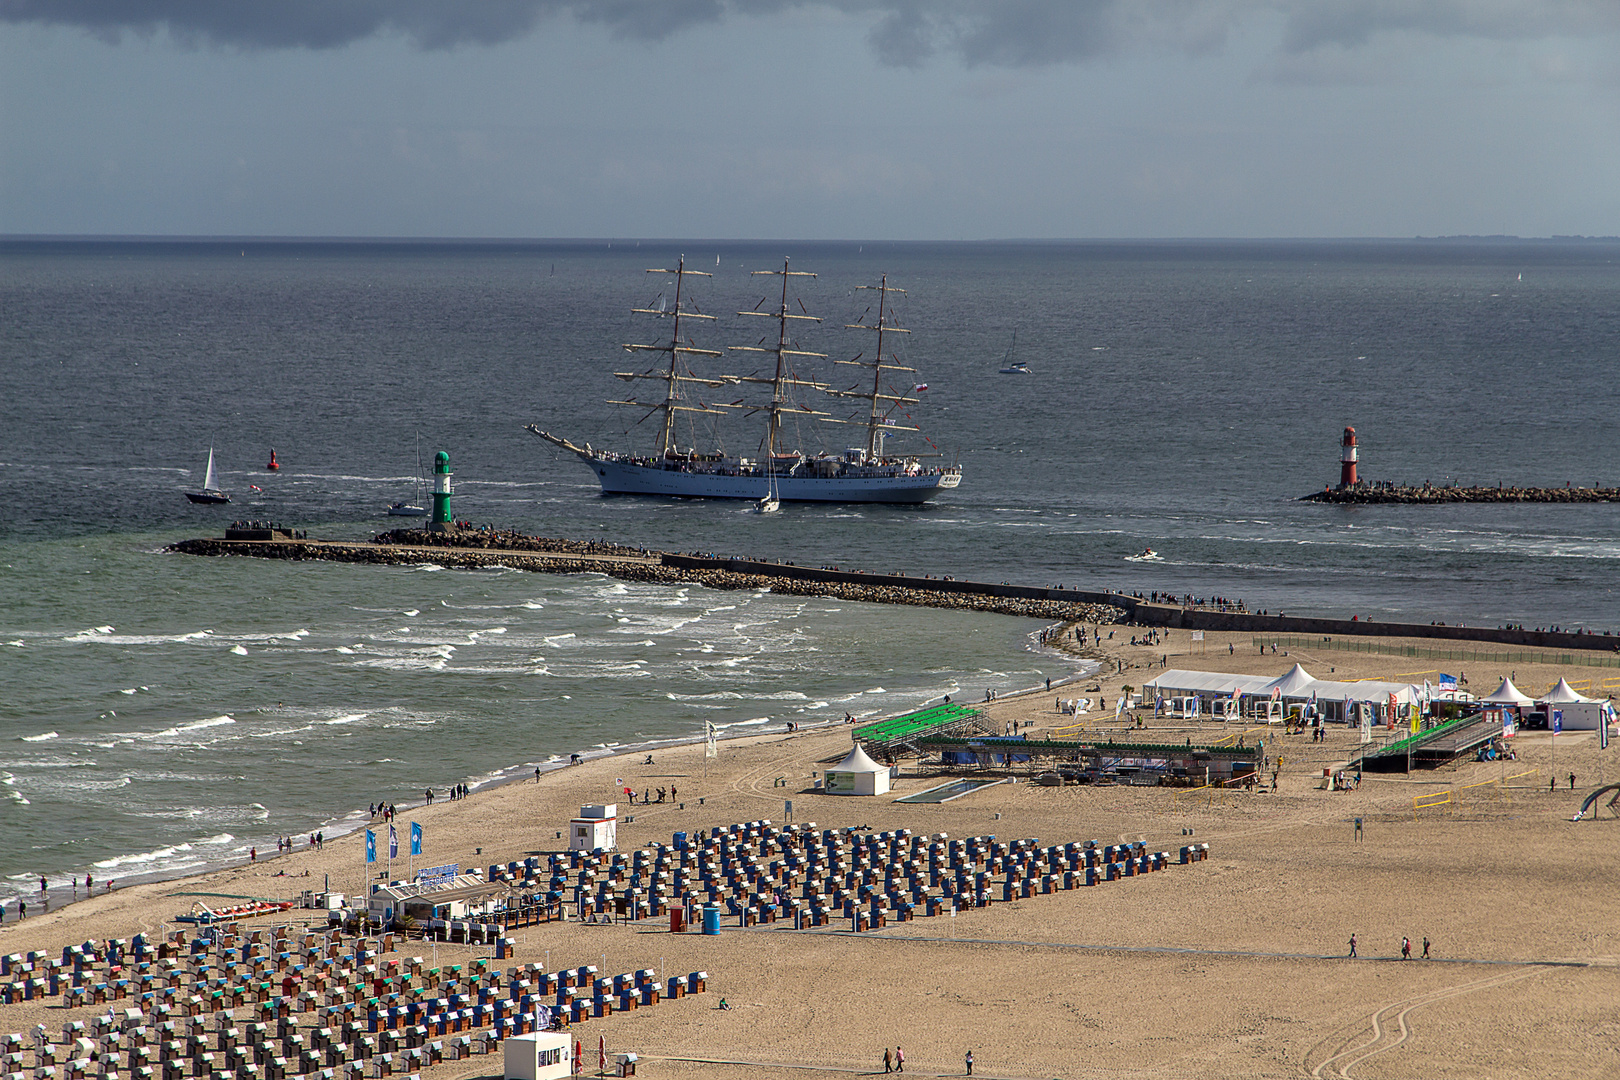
{"left": 1536, "top": 678, "right": 1612, "bottom": 731}
{"left": 826, "top": 744, "right": 890, "bottom": 796}
{"left": 1539, "top": 678, "right": 1594, "bottom": 704}
{"left": 1480, "top": 678, "right": 1534, "bottom": 707}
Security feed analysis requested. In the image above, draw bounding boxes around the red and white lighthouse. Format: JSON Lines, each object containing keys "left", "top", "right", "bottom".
{"left": 1339, "top": 427, "right": 1359, "bottom": 488}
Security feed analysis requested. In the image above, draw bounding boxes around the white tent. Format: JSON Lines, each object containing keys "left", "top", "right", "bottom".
{"left": 1535, "top": 679, "right": 1612, "bottom": 731}
{"left": 1539, "top": 678, "right": 1595, "bottom": 704}
{"left": 826, "top": 744, "right": 890, "bottom": 796}
{"left": 1480, "top": 678, "right": 1534, "bottom": 706}
{"left": 1144, "top": 668, "right": 1417, "bottom": 723}
{"left": 1264, "top": 664, "right": 1316, "bottom": 697}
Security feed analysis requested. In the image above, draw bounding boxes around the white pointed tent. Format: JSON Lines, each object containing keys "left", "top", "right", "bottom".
{"left": 1536, "top": 678, "right": 1612, "bottom": 731}
{"left": 826, "top": 744, "right": 890, "bottom": 796}
{"left": 1540, "top": 678, "right": 1594, "bottom": 704}
{"left": 1480, "top": 678, "right": 1533, "bottom": 706}
{"left": 1265, "top": 664, "right": 1316, "bottom": 697}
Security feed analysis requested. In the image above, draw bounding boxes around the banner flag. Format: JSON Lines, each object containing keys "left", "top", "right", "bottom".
{"left": 365, "top": 830, "right": 376, "bottom": 864}
{"left": 705, "top": 721, "right": 718, "bottom": 759}
{"left": 410, "top": 822, "right": 423, "bottom": 857}
{"left": 1600, "top": 705, "right": 1611, "bottom": 749}
{"left": 1552, "top": 709, "right": 1563, "bottom": 735}
{"left": 389, "top": 824, "right": 398, "bottom": 859}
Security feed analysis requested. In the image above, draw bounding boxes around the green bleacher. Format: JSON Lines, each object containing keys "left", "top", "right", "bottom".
{"left": 854, "top": 703, "right": 981, "bottom": 746}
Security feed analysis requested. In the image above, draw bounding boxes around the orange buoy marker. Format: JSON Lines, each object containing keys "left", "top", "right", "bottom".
{"left": 266, "top": 449, "right": 280, "bottom": 471}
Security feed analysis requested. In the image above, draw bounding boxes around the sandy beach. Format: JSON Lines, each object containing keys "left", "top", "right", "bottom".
{"left": 3, "top": 622, "right": 1618, "bottom": 1080}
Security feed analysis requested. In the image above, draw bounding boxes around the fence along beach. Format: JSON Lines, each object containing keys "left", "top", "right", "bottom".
{"left": 1, "top": 618, "right": 1618, "bottom": 1080}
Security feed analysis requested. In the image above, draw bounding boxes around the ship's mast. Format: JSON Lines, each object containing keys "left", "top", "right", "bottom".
{"left": 613, "top": 255, "right": 731, "bottom": 457}
{"left": 730, "top": 258, "right": 828, "bottom": 457}
{"left": 837, "top": 275, "right": 920, "bottom": 459}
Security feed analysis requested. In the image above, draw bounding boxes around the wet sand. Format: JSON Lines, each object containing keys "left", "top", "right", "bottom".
{"left": 2, "top": 623, "right": 1617, "bottom": 1080}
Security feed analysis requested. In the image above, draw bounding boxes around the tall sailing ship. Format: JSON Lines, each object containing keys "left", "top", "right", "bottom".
{"left": 528, "top": 257, "right": 961, "bottom": 503}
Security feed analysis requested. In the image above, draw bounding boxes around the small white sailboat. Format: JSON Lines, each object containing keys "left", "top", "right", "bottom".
{"left": 387, "top": 436, "right": 429, "bottom": 516}
{"left": 998, "top": 332, "right": 1030, "bottom": 374}
{"left": 754, "top": 456, "right": 780, "bottom": 514}
{"left": 185, "top": 447, "right": 230, "bottom": 504}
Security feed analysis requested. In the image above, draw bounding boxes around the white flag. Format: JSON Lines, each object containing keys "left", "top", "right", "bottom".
{"left": 705, "top": 720, "right": 718, "bottom": 759}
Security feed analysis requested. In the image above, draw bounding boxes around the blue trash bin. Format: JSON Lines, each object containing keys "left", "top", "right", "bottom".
{"left": 701, "top": 905, "right": 721, "bottom": 936}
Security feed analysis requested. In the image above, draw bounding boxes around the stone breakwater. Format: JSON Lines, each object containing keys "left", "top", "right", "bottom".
{"left": 1303, "top": 484, "right": 1619, "bottom": 504}
{"left": 167, "top": 537, "right": 1125, "bottom": 626}
{"left": 371, "top": 528, "right": 648, "bottom": 558}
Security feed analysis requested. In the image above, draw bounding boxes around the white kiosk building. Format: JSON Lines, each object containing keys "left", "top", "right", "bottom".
{"left": 570, "top": 803, "right": 617, "bottom": 852}
{"left": 503, "top": 1032, "right": 572, "bottom": 1080}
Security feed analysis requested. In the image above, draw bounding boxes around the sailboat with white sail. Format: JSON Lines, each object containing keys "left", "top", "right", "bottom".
{"left": 528, "top": 257, "right": 960, "bottom": 503}
{"left": 387, "top": 435, "right": 429, "bottom": 516}
{"left": 184, "top": 447, "right": 230, "bottom": 504}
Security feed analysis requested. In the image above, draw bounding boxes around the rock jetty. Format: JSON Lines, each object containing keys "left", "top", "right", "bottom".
{"left": 1303, "top": 484, "right": 1619, "bottom": 504}
{"left": 167, "top": 532, "right": 1125, "bottom": 626}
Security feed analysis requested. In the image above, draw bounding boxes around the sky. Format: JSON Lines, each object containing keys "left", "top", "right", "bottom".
{"left": 2, "top": 1, "right": 1618, "bottom": 239}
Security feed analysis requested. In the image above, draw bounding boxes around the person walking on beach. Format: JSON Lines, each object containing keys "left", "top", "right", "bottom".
{"left": 883, "top": 1048, "right": 892, "bottom": 1073}
{"left": 1422, "top": 936, "right": 1431, "bottom": 959}
{"left": 1570, "top": 773, "right": 1577, "bottom": 790}
{"left": 1401, "top": 936, "right": 1411, "bottom": 960}
{"left": 1348, "top": 933, "right": 1357, "bottom": 958}
{"left": 895, "top": 1045, "right": 904, "bottom": 1072}
{"left": 965, "top": 1050, "right": 973, "bottom": 1076}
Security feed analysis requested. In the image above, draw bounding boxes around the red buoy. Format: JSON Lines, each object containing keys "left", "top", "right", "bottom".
{"left": 266, "top": 449, "right": 280, "bottom": 471}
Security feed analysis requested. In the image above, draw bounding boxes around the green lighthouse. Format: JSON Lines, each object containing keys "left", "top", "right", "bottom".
{"left": 429, "top": 450, "right": 453, "bottom": 531}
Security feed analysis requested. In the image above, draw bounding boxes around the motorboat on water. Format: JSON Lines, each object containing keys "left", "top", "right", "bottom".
{"left": 1126, "top": 548, "right": 1164, "bottom": 562}
{"left": 184, "top": 448, "right": 230, "bottom": 505}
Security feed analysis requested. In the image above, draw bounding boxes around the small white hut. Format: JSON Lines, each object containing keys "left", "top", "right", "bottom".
{"left": 569, "top": 804, "right": 617, "bottom": 852}
{"left": 504, "top": 1032, "right": 572, "bottom": 1080}
{"left": 825, "top": 744, "right": 890, "bottom": 796}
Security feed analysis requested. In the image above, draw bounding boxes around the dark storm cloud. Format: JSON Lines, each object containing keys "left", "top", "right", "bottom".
{"left": 1276, "top": 1, "right": 1620, "bottom": 52}
{"left": 2, "top": 0, "right": 1614, "bottom": 61}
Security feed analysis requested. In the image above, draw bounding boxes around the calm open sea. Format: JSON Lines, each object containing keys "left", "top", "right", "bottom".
{"left": 1, "top": 237, "right": 1616, "bottom": 904}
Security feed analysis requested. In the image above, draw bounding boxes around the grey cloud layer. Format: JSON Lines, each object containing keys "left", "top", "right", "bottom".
{"left": 2, "top": 0, "right": 1614, "bottom": 62}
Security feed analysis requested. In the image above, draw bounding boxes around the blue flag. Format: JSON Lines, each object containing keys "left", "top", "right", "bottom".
{"left": 365, "top": 830, "right": 376, "bottom": 864}
{"left": 389, "top": 824, "right": 399, "bottom": 859}
{"left": 410, "top": 822, "right": 423, "bottom": 857}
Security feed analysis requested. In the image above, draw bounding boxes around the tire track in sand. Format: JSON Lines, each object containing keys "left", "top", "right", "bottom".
{"left": 1305, "top": 966, "right": 1540, "bottom": 1078}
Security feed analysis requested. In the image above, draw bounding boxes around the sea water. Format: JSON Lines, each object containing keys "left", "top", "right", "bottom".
{"left": 2, "top": 237, "right": 1617, "bottom": 901}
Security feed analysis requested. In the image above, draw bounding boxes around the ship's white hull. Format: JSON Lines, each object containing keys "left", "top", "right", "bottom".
{"left": 583, "top": 457, "right": 958, "bottom": 503}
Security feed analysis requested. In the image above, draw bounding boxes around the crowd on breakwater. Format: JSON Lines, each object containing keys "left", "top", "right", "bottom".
{"left": 1304, "top": 482, "right": 1619, "bottom": 504}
